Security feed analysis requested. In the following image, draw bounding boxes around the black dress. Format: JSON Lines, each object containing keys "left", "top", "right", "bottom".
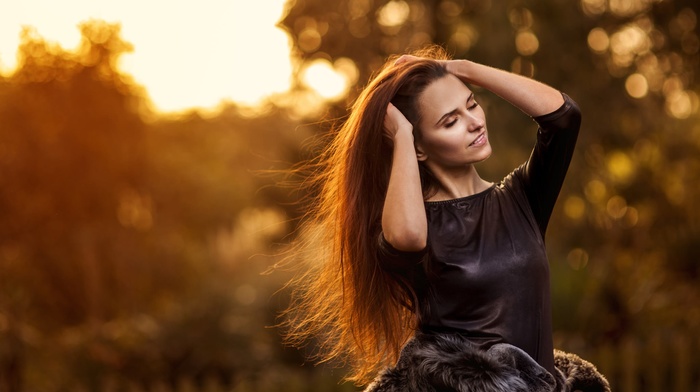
{"left": 378, "top": 94, "right": 581, "bottom": 376}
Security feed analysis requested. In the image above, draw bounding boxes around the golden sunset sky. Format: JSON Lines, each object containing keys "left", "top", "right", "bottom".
{"left": 0, "top": 0, "right": 312, "bottom": 112}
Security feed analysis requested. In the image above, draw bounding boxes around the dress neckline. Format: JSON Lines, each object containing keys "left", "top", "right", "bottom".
{"left": 424, "top": 183, "right": 497, "bottom": 206}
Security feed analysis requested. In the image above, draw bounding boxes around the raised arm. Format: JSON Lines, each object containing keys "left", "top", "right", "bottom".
{"left": 445, "top": 60, "right": 563, "bottom": 117}
{"left": 381, "top": 103, "right": 427, "bottom": 252}
{"left": 395, "top": 55, "right": 564, "bottom": 117}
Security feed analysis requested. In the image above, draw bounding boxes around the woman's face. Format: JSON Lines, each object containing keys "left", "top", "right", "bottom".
{"left": 415, "top": 74, "right": 491, "bottom": 170}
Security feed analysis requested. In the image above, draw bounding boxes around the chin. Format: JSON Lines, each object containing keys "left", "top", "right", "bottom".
{"left": 475, "top": 146, "right": 493, "bottom": 162}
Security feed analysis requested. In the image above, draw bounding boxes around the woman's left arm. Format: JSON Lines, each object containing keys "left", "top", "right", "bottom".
{"left": 445, "top": 60, "right": 563, "bottom": 117}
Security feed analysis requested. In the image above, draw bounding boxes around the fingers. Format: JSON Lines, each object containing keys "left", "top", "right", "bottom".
{"left": 394, "top": 54, "right": 449, "bottom": 70}
{"left": 394, "top": 54, "right": 420, "bottom": 65}
{"left": 384, "top": 103, "right": 413, "bottom": 139}
{"left": 384, "top": 103, "right": 399, "bottom": 138}
{"left": 385, "top": 103, "right": 403, "bottom": 126}
{"left": 384, "top": 103, "right": 397, "bottom": 136}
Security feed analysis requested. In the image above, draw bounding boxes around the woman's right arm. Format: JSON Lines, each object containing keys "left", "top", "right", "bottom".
{"left": 381, "top": 103, "right": 427, "bottom": 252}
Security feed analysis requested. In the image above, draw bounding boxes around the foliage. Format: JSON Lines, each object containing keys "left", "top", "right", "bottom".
{"left": 0, "top": 21, "right": 309, "bottom": 391}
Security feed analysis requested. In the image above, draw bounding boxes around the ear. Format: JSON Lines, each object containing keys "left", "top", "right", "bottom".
{"left": 415, "top": 142, "right": 428, "bottom": 162}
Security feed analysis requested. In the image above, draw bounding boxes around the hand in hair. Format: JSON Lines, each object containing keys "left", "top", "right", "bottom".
{"left": 394, "top": 54, "right": 419, "bottom": 65}
{"left": 383, "top": 102, "right": 413, "bottom": 142}
{"left": 394, "top": 54, "right": 446, "bottom": 67}
{"left": 397, "top": 53, "right": 564, "bottom": 117}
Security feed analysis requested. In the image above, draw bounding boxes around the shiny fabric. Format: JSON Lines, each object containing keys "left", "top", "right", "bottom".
{"left": 378, "top": 94, "right": 580, "bottom": 375}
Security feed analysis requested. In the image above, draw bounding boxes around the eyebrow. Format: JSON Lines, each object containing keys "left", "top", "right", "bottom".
{"left": 435, "top": 93, "right": 474, "bottom": 126}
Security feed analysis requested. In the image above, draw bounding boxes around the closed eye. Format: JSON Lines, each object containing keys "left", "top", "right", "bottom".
{"left": 445, "top": 118, "right": 458, "bottom": 128}
{"left": 467, "top": 92, "right": 478, "bottom": 110}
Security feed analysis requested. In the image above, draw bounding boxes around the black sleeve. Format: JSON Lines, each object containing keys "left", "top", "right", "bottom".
{"left": 516, "top": 93, "right": 581, "bottom": 236}
{"left": 377, "top": 232, "right": 427, "bottom": 271}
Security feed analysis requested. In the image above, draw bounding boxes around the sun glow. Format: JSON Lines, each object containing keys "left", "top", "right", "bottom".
{"left": 301, "top": 58, "right": 356, "bottom": 101}
{"left": 0, "top": 0, "right": 293, "bottom": 113}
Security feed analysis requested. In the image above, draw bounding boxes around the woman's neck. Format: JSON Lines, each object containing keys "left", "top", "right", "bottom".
{"left": 426, "top": 165, "right": 493, "bottom": 201}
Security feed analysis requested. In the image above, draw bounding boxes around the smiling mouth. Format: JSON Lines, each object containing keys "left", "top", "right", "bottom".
{"left": 469, "top": 133, "right": 487, "bottom": 147}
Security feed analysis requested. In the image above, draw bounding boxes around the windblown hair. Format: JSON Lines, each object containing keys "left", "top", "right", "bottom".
{"left": 281, "top": 46, "right": 452, "bottom": 384}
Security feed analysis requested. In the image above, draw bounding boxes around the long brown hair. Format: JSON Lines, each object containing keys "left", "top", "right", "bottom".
{"left": 281, "top": 46, "right": 451, "bottom": 384}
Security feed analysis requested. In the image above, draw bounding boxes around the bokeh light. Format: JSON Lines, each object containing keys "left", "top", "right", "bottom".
{"left": 301, "top": 58, "right": 352, "bottom": 101}
{"left": 511, "top": 56, "right": 535, "bottom": 77}
{"left": 298, "top": 27, "right": 323, "bottom": 53}
{"left": 623, "top": 206, "right": 639, "bottom": 228}
{"left": 585, "top": 179, "right": 608, "bottom": 203}
{"left": 625, "top": 73, "right": 649, "bottom": 98}
{"left": 607, "top": 195, "right": 628, "bottom": 219}
{"left": 608, "top": 0, "right": 656, "bottom": 17}
{"left": 610, "top": 24, "right": 650, "bottom": 67}
{"left": 450, "top": 23, "right": 479, "bottom": 52}
{"left": 564, "top": 195, "right": 586, "bottom": 221}
{"left": 665, "top": 90, "right": 695, "bottom": 119}
{"left": 515, "top": 30, "right": 539, "bottom": 56}
{"left": 439, "top": 0, "right": 465, "bottom": 21}
{"left": 587, "top": 27, "right": 610, "bottom": 53}
{"left": 509, "top": 8, "right": 534, "bottom": 29}
{"left": 377, "top": 0, "right": 411, "bottom": 28}
{"left": 606, "top": 151, "right": 635, "bottom": 184}
{"left": 580, "top": 0, "right": 606, "bottom": 17}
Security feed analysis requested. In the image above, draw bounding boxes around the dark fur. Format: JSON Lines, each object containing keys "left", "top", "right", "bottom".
{"left": 553, "top": 349, "right": 610, "bottom": 392}
{"left": 364, "top": 333, "right": 610, "bottom": 392}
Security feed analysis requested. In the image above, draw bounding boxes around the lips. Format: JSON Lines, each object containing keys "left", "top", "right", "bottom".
{"left": 469, "top": 132, "right": 487, "bottom": 147}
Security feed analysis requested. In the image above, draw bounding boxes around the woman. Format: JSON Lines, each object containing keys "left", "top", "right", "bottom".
{"left": 282, "top": 46, "right": 609, "bottom": 392}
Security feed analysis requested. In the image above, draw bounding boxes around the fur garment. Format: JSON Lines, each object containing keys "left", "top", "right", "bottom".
{"left": 364, "top": 333, "right": 610, "bottom": 392}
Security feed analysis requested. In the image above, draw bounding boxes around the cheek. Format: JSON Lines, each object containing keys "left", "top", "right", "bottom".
{"left": 422, "top": 131, "right": 467, "bottom": 155}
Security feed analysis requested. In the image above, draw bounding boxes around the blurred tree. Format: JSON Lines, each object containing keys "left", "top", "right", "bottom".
{"left": 545, "top": 0, "right": 700, "bottom": 344}
{"left": 0, "top": 21, "right": 152, "bottom": 391}
{"left": 0, "top": 20, "right": 312, "bottom": 391}
{"left": 0, "top": 21, "right": 147, "bottom": 326}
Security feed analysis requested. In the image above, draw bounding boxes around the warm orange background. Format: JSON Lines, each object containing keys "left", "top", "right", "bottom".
{"left": 0, "top": 0, "right": 698, "bottom": 391}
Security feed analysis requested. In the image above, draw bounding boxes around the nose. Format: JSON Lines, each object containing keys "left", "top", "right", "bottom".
{"left": 466, "top": 113, "right": 484, "bottom": 133}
